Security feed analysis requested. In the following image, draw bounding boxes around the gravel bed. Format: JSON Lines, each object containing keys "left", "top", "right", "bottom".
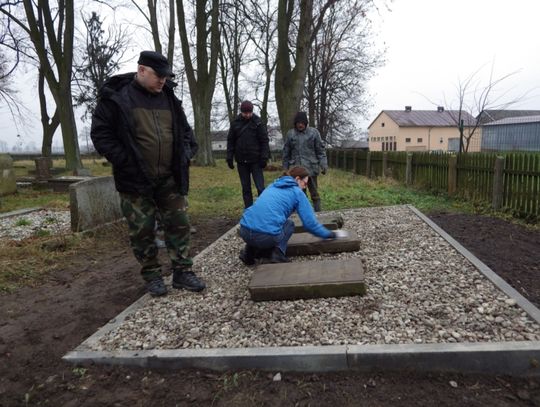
{"left": 95, "top": 205, "right": 540, "bottom": 351}
{"left": 0, "top": 209, "right": 71, "bottom": 241}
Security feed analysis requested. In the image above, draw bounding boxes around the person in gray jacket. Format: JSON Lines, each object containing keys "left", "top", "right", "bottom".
{"left": 282, "top": 112, "right": 328, "bottom": 212}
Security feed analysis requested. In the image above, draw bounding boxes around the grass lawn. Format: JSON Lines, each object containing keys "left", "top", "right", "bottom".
{"left": 3, "top": 157, "right": 478, "bottom": 216}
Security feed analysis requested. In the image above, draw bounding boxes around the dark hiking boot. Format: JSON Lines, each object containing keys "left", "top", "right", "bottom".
{"left": 269, "top": 247, "right": 291, "bottom": 263}
{"left": 172, "top": 270, "right": 206, "bottom": 292}
{"left": 146, "top": 276, "right": 168, "bottom": 297}
{"left": 239, "top": 245, "right": 256, "bottom": 266}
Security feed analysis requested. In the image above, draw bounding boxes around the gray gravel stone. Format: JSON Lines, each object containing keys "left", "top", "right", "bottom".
{"left": 91, "top": 205, "right": 540, "bottom": 351}
{"left": 0, "top": 209, "right": 71, "bottom": 241}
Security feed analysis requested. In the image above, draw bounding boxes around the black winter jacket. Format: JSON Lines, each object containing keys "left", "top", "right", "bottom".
{"left": 226, "top": 113, "right": 269, "bottom": 164}
{"left": 91, "top": 73, "right": 196, "bottom": 196}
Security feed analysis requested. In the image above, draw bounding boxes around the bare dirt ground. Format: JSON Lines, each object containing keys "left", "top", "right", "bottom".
{"left": 1, "top": 211, "right": 540, "bottom": 406}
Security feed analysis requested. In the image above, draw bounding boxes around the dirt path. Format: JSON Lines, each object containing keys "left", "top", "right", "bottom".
{"left": 0, "top": 212, "right": 539, "bottom": 406}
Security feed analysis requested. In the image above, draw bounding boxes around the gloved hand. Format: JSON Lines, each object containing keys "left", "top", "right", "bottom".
{"left": 321, "top": 167, "right": 327, "bottom": 175}
{"left": 227, "top": 159, "right": 234, "bottom": 169}
{"left": 331, "top": 230, "right": 349, "bottom": 239}
{"left": 259, "top": 160, "right": 267, "bottom": 169}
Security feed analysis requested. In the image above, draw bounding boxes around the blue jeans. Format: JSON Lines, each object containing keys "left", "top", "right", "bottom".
{"left": 237, "top": 162, "right": 265, "bottom": 208}
{"left": 239, "top": 219, "right": 295, "bottom": 254}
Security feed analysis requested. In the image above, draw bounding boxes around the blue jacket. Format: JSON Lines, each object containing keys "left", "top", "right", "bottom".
{"left": 240, "top": 176, "right": 333, "bottom": 238}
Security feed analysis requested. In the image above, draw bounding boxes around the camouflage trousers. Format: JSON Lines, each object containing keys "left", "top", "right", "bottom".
{"left": 120, "top": 176, "right": 192, "bottom": 281}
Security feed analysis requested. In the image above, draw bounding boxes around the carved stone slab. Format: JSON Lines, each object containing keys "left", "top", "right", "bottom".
{"left": 290, "top": 213, "right": 344, "bottom": 233}
{"left": 286, "top": 230, "right": 359, "bottom": 257}
{"left": 248, "top": 258, "right": 366, "bottom": 301}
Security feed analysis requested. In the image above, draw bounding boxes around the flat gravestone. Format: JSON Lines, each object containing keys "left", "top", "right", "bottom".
{"left": 290, "top": 213, "right": 344, "bottom": 233}
{"left": 286, "top": 230, "right": 359, "bottom": 257}
{"left": 248, "top": 258, "right": 366, "bottom": 301}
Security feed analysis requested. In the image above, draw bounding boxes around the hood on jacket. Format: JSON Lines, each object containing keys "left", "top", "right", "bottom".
{"left": 293, "top": 111, "right": 308, "bottom": 126}
{"left": 273, "top": 175, "right": 298, "bottom": 189}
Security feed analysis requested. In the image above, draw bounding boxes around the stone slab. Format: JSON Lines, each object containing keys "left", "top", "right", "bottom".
{"left": 290, "top": 213, "right": 344, "bottom": 233}
{"left": 69, "top": 176, "right": 123, "bottom": 232}
{"left": 0, "top": 153, "right": 16, "bottom": 196}
{"left": 286, "top": 230, "right": 360, "bottom": 256}
{"left": 249, "top": 258, "right": 366, "bottom": 301}
{"left": 49, "top": 176, "right": 89, "bottom": 192}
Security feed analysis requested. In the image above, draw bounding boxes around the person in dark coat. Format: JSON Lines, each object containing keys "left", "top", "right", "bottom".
{"left": 90, "top": 50, "right": 205, "bottom": 297}
{"left": 226, "top": 100, "right": 270, "bottom": 208}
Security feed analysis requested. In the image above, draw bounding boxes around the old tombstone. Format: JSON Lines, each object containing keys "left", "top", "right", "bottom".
{"left": 286, "top": 229, "right": 360, "bottom": 257}
{"left": 290, "top": 213, "right": 344, "bottom": 233}
{"left": 0, "top": 154, "right": 17, "bottom": 196}
{"left": 34, "top": 157, "right": 51, "bottom": 180}
{"left": 70, "top": 176, "right": 123, "bottom": 232}
{"left": 248, "top": 258, "right": 366, "bottom": 301}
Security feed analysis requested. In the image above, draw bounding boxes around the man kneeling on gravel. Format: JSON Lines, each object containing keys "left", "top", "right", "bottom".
{"left": 91, "top": 51, "right": 205, "bottom": 297}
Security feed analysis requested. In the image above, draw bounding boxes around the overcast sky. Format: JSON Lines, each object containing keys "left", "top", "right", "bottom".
{"left": 363, "top": 0, "right": 540, "bottom": 127}
{"left": 2, "top": 0, "right": 540, "bottom": 149}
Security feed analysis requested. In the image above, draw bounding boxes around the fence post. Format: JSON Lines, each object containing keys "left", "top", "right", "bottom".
{"left": 352, "top": 150, "right": 357, "bottom": 174}
{"left": 382, "top": 152, "right": 388, "bottom": 178}
{"left": 448, "top": 155, "right": 457, "bottom": 195}
{"left": 492, "top": 156, "right": 505, "bottom": 210}
{"left": 406, "top": 153, "right": 413, "bottom": 185}
{"left": 366, "top": 152, "right": 371, "bottom": 178}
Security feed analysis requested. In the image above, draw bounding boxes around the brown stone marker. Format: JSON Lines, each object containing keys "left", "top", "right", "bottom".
{"left": 286, "top": 230, "right": 359, "bottom": 257}
{"left": 290, "top": 213, "right": 344, "bottom": 233}
{"left": 248, "top": 258, "right": 366, "bottom": 301}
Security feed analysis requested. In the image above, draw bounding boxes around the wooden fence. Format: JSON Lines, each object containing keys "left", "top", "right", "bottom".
{"left": 327, "top": 149, "right": 540, "bottom": 220}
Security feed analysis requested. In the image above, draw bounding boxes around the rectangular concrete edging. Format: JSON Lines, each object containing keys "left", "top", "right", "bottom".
{"left": 64, "top": 207, "right": 540, "bottom": 376}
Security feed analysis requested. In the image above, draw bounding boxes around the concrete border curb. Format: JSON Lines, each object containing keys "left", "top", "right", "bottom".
{"left": 0, "top": 207, "right": 42, "bottom": 219}
{"left": 64, "top": 206, "right": 540, "bottom": 376}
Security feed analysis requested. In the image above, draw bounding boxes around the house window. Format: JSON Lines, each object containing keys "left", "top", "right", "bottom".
{"left": 394, "top": 141, "right": 397, "bottom": 151}
{"left": 405, "top": 138, "right": 411, "bottom": 143}
{"left": 381, "top": 122, "right": 385, "bottom": 127}
{"left": 439, "top": 137, "right": 444, "bottom": 143}
{"left": 417, "top": 138, "right": 423, "bottom": 143}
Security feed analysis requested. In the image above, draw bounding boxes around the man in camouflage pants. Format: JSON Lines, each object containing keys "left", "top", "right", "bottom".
{"left": 91, "top": 51, "right": 205, "bottom": 296}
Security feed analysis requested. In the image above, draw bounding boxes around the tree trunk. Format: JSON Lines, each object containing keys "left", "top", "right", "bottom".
{"left": 192, "top": 99, "right": 214, "bottom": 166}
{"left": 53, "top": 82, "right": 82, "bottom": 171}
{"left": 38, "top": 68, "right": 59, "bottom": 157}
{"left": 176, "top": 0, "right": 219, "bottom": 166}
{"left": 275, "top": 0, "right": 314, "bottom": 138}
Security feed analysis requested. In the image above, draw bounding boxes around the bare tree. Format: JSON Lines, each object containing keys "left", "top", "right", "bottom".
{"left": 0, "top": 0, "right": 82, "bottom": 171}
{"left": 244, "top": 0, "right": 278, "bottom": 126}
{"left": 130, "top": 0, "right": 175, "bottom": 62}
{"left": 274, "top": 0, "right": 339, "bottom": 136}
{"left": 442, "top": 65, "right": 529, "bottom": 152}
{"left": 73, "top": 11, "right": 128, "bottom": 121}
{"left": 305, "top": 0, "right": 382, "bottom": 144}
{"left": 218, "top": 1, "right": 251, "bottom": 122}
{"left": 0, "top": 13, "right": 31, "bottom": 126}
{"left": 177, "top": 0, "right": 220, "bottom": 166}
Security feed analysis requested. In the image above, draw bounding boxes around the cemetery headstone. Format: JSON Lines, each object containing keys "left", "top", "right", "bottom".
{"left": 0, "top": 154, "right": 17, "bottom": 196}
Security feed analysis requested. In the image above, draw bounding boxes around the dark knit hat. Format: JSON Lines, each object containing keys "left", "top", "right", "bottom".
{"left": 138, "top": 51, "right": 174, "bottom": 77}
{"left": 294, "top": 111, "right": 308, "bottom": 126}
{"left": 240, "top": 100, "right": 253, "bottom": 113}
